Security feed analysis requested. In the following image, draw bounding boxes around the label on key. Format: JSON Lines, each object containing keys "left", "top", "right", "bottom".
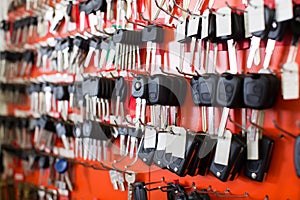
{"left": 214, "top": 129, "right": 232, "bottom": 166}
{"left": 166, "top": 126, "right": 187, "bottom": 159}
{"left": 156, "top": 132, "right": 167, "bottom": 150}
{"left": 275, "top": 0, "right": 293, "bottom": 22}
{"left": 282, "top": 62, "right": 299, "bottom": 100}
{"left": 216, "top": 7, "right": 232, "bottom": 37}
{"left": 144, "top": 127, "right": 157, "bottom": 149}
{"left": 247, "top": 0, "right": 265, "bottom": 33}
{"left": 201, "top": 10, "right": 210, "bottom": 39}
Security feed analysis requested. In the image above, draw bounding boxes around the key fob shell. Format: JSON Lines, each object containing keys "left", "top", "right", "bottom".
{"left": 216, "top": 73, "right": 244, "bottom": 108}
{"left": 190, "top": 76, "right": 201, "bottom": 106}
{"left": 138, "top": 139, "right": 156, "bottom": 166}
{"left": 142, "top": 25, "right": 164, "bottom": 43}
{"left": 148, "top": 75, "right": 170, "bottom": 105}
{"left": 167, "top": 133, "right": 200, "bottom": 177}
{"left": 198, "top": 73, "right": 219, "bottom": 106}
{"left": 244, "top": 135, "right": 274, "bottom": 182}
{"left": 267, "top": 19, "right": 288, "bottom": 41}
{"left": 210, "top": 134, "right": 246, "bottom": 182}
{"left": 243, "top": 73, "right": 279, "bottom": 109}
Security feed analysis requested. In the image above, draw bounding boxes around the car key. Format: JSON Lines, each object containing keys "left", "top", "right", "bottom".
{"left": 210, "top": 134, "right": 247, "bottom": 182}
{"left": 244, "top": 135, "right": 274, "bottom": 182}
{"left": 133, "top": 182, "right": 148, "bottom": 200}
{"left": 247, "top": 5, "right": 275, "bottom": 69}
{"left": 153, "top": 131, "right": 172, "bottom": 169}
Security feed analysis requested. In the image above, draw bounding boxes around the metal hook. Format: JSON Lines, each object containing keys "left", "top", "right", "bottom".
{"left": 172, "top": 0, "right": 201, "bottom": 17}
{"left": 228, "top": 115, "right": 248, "bottom": 132}
{"left": 225, "top": 1, "right": 247, "bottom": 13}
{"left": 138, "top": 119, "right": 156, "bottom": 129}
{"left": 215, "top": 188, "right": 249, "bottom": 198}
{"left": 176, "top": 67, "right": 197, "bottom": 77}
{"left": 140, "top": 13, "right": 175, "bottom": 29}
{"left": 144, "top": 177, "right": 166, "bottom": 185}
{"left": 154, "top": 0, "right": 183, "bottom": 23}
{"left": 124, "top": 16, "right": 146, "bottom": 27}
{"left": 207, "top": 7, "right": 226, "bottom": 17}
{"left": 273, "top": 120, "right": 297, "bottom": 139}
{"left": 159, "top": 67, "right": 181, "bottom": 77}
{"left": 247, "top": 116, "right": 283, "bottom": 138}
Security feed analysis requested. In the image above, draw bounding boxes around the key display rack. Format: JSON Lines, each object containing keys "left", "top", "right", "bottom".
{"left": 1, "top": 0, "right": 300, "bottom": 199}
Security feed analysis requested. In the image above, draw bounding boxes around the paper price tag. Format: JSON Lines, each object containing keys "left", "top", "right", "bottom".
{"left": 166, "top": 126, "right": 187, "bottom": 159}
{"left": 275, "top": 0, "right": 293, "bottom": 22}
{"left": 156, "top": 132, "right": 167, "bottom": 150}
{"left": 214, "top": 129, "right": 232, "bottom": 166}
{"left": 144, "top": 127, "right": 157, "bottom": 149}
{"left": 247, "top": 0, "right": 265, "bottom": 33}
{"left": 216, "top": 7, "right": 232, "bottom": 37}
{"left": 201, "top": 9, "right": 210, "bottom": 39}
{"left": 282, "top": 62, "right": 299, "bottom": 100}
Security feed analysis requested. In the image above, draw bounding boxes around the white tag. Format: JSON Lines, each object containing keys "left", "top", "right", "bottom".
{"left": 201, "top": 9, "right": 210, "bottom": 39}
{"left": 187, "top": 16, "right": 201, "bottom": 37}
{"left": 0, "top": 103, "right": 7, "bottom": 115}
{"left": 166, "top": 126, "right": 187, "bottom": 159}
{"left": 176, "top": 20, "right": 187, "bottom": 42}
{"left": 282, "top": 62, "right": 299, "bottom": 100}
{"left": 156, "top": 132, "right": 167, "bottom": 150}
{"left": 144, "top": 127, "right": 157, "bottom": 149}
{"left": 247, "top": 0, "right": 265, "bottom": 33}
{"left": 243, "top": 11, "right": 252, "bottom": 38}
{"left": 214, "top": 130, "right": 232, "bottom": 166}
{"left": 247, "top": 126, "right": 259, "bottom": 160}
{"left": 275, "top": 0, "right": 293, "bottom": 22}
{"left": 216, "top": 7, "right": 232, "bottom": 37}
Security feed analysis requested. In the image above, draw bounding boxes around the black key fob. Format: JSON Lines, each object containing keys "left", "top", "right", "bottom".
{"left": 216, "top": 73, "right": 244, "bottom": 108}
{"left": 210, "top": 134, "right": 246, "bottom": 182}
{"left": 244, "top": 135, "right": 274, "bottom": 182}
{"left": 243, "top": 73, "right": 279, "bottom": 109}
{"left": 198, "top": 74, "right": 219, "bottom": 106}
{"left": 132, "top": 74, "right": 148, "bottom": 99}
{"left": 190, "top": 76, "right": 201, "bottom": 106}
{"left": 138, "top": 139, "right": 156, "bottom": 166}
{"left": 252, "top": 6, "right": 275, "bottom": 39}
{"left": 133, "top": 182, "right": 148, "bottom": 200}
{"left": 167, "top": 133, "right": 200, "bottom": 177}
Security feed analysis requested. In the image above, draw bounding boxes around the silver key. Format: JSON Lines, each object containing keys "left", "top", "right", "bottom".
{"left": 125, "top": 171, "right": 136, "bottom": 200}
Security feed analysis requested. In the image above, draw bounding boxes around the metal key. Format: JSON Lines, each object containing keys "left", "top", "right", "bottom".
{"left": 125, "top": 171, "right": 136, "bottom": 200}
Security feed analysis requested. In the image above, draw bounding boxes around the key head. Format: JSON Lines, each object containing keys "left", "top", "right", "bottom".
{"left": 55, "top": 122, "right": 67, "bottom": 138}
{"left": 187, "top": 16, "right": 202, "bottom": 39}
{"left": 117, "top": 127, "right": 128, "bottom": 136}
{"left": 244, "top": 135, "right": 274, "bottom": 182}
{"left": 252, "top": 6, "right": 275, "bottom": 39}
{"left": 89, "top": 38, "right": 99, "bottom": 49}
{"left": 267, "top": 19, "right": 288, "bottom": 41}
{"left": 216, "top": 73, "right": 244, "bottom": 108}
{"left": 243, "top": 73, "right": 279, "bottom": 109}
{"left": 39, "top": 115, "right": 55, "bottom": 132}
{"left": 128, "top": 127, "right": 143, "bottom": 138}
{"left": 113, "top": 29, "right": 127, "bottom": 43}
{"left": 138, "top": 139, "right": 156, "bottom": 166}
{"left": 133, "top": 182, "right": 147, "bottom": 200}
{"left": 54, "top": 159, "right": 68, "bottom": 174}
{"left": 73, "top": 123, "right": 82, "bottom": 138}
{"left": 198, "top": 73, "right": 219, "bottom": 106}
{"left": 84, "top": 0, "right": 95, "bottom": 15}
{"left": 148, "top": 75, "right": 170, "bottom": 105}
{"left": 125, "top": 171, "right": 136, "bottom": 184}
{"left": 291, "top": 5, "right": 300, "bottom": 39}
{"left": 190, "top": 76, "right": 201, "bottom": 106}
{"left": 23, "top": 50, "right": 35, "bottom": 63}
{"left": 112, "top": 76, "right": 127, "bottom": 102}
{"left": 204, "top": 13, "right": 218, "bottom": 42}
{"left": 82, "top": 77, "right": 100, "bottom": 97}
{"left": 132, "top": 74, "right": 148, "bottom": 99}
{"left": 38, "top": 156, "right": 50, "bottom": 169}
{"left": 142, "top": 25, "right": 164, "bottom": 43}
{"left": 101, "top": 37, "right": 110, "bottom": 50}
{"left": 54, "top": 85, "right": 70, "bottom": 101}
{"left": 94, "top": 0, "right": 107, "bottom": 12}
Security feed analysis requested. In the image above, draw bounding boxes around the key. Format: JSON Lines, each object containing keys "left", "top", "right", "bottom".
{"left": 99, "top": 37, "right": 110, "bottom": 69}
{"left": 112, "top": 76, "right": 127, "bottom": 121}
{"left": 125, "top": 172, "right": 136, "bottom": 200}
{"left": 210, "top": 134, "right": 247, "bottom": 182}
{"left": 187, "top": 134, "right": 216, "bottom": 176}
{"left": 153, "top": 131, "right": 172, "bottom": 169}
{"left": 118, "top": 127, "right": 128, "bottom": 156}
{"left": 84, "top": 38, "right": 101, "bottom": 68}
{"left": 54, "top": 85, "right": 70, "bottom": 119}
{"left": 94, "top": 0, "right": 107, "bottom": 31}
{"left": 38, "top": 156, "right": 50, "bottom": 185}
{"left": 82, "top": 77, "right": 100, "bottom": 120}
{"left": 79, "top": 1, "right": 88, "bottom": 31}
{"left": 176, "top": 18, "right": 192, "bottom": 71}
{"left": 99, "top": 124, "right": 113, "bottom": 161}
{"left": 132, "top": 74, "right": 148, "bottom": 123}
{"left": 247, "top": 5, "right": 275, "bottom": 69}
{"left": 109, "top": 170, "right": 119, "bottom": 190}
{"left": 187, "top": 15, "right": 202, "bottom": 69}
{"left": 142, "top": 25, "right": 164, "bottom": 72}
{"left": 61, "top": 37, "right": 73, "bottom": 71}
{"left": 42, "top": 83, "right": 54, "bottom": 113}
{"left": 82, "top": 120, "right": 94, "bottom": 160}
{"left": 243, "top": 73, "right": 280, "bottom": 109}
{"left": 262, "top": 16, "right": 289, "bottom": 69}
{"left": 127, "top": 127, "right": 143, "bottom": 159}
{"left": 68, "top": 84, "right": 75, "bottom": 109}
{"left": 138, "top": 138, "right": 156, "bottom": 166}
{"left": 54, "top": 159, "right": 73, "bottom": 191}
{"left": 113, "top": 29, "right": 127, "bottom": 70}
{"left": 106, "top": 0, "right": 113, "bottom": 20}
{"left": 49, "top": 3, "right": 66, "bottom": 33}
{"left": 20, "top": 50, "right": 34, "bottom": 76}
{"left": 167, "top": 132, "right": 201, "bottom": 177}
{"left": 244, "top": 135, "right": 274, "bottom": 182}
{"left": 55, "top": 122, "right": 71, "bottom": 150}
{"left": 70, "top": 36, "right": 85, "bottom": 66}
{"left": 73, "top": 123, "right": 83, "bottom": 158}
{"left": 117, "top": 171, "right": 126, "bottom": 192}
